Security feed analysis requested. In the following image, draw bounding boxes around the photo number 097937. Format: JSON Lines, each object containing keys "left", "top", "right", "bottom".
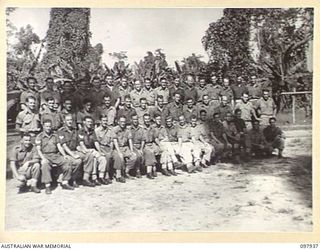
{"left": 300, "top": 244, "right": 319, "bottom": 248}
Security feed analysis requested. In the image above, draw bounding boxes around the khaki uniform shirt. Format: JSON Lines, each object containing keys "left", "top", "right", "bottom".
{"left": 143, "top": 87, "right": 156, "bottom": 106}
{"left": 177, "top": 124, "right": 191, "bottom": 142}
{"left": 112, "top": 126, "right": 133, "bottom": 147}
{"left": 154, "top": 87, "right": 170, "bottom": 104}
{"left": 35, "top": 132, "right": 60, "bottom": 154}
{"left": 165, "top": 102, "right": 184, "bottom": 121}
{"left": 95, "top": 126, "right": 113, "bottom": 147}
{"left": 234, "top": 101, "right": 255, "bottom": 121}
{"left": 9, "top": 142, "right": 40, "bottom": 165}
{"left": 58, "top": 126, "right": 78, "bottom": 151}
{"left": 15, "top": 108, "right": 41, "bottom": 132}
{"left": 256, "top": 97, "right": 276, "bottom": 116}
{"left": 97, "top": 105, "right": 117, "bottom": 126}
{"left": 207, "top": 85, "right": 222, "bottom": 100}
{"left": 41, "top": 108, "right": 63, "bottom": 130}
{"left": 78, "top": 127, "right": 99, "bottom": 149}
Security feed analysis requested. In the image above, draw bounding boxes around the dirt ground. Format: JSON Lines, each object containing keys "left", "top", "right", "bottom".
{"left": 5, "top": 129, "right": 312, "bottom": 232}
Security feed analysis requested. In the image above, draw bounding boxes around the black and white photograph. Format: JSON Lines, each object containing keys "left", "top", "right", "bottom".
{"left": 5, "top": 7, "right": 313, "bottom": 232}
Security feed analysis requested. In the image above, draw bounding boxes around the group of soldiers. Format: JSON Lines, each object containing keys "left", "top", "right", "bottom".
{"left": 9, "top": 73, "right": 286, "bottom": 194}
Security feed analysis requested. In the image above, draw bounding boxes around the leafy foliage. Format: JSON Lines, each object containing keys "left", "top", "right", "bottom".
{"left": 7, "top": 7, "right": 42, "bottom": 90}
{"left": 202, "top": 8, "right": 313, "bottom": 92}
{"left": 252, "top": 8, "right": 313, "bottom": 92}
{"left": 202, "top": 8, "right": 255, "bottom": 81}
{"left": 133, "top": 49, "right": 173, "bottom": 82}
{"left": 40, "top": 8, "right": 103, "bottom": 82}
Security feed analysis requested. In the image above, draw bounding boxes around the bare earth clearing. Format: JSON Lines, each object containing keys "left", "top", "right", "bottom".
{"left": 5, "top": 129, "right": 312, "bottom": 232}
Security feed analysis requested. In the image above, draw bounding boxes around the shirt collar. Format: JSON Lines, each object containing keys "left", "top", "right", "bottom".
{"left": 43, "top": 131, "right": 54, "bottom": 138}
{"left": 18, "top": 143, "right": 31, "bottom": 152}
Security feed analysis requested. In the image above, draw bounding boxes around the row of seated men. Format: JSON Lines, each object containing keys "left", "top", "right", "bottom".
{"left": 10, "top": 108, "right": 285, "bottom": 195}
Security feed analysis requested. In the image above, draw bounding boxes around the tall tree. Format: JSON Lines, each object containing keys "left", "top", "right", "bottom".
{"left": 202, "top": 8, "right": 254, "bottom": 81}
{"left": 40, "top": 8, "right": 103, "bottom": 81}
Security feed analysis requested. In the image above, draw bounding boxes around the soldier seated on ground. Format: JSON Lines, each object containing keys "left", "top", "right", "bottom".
{"left": 247, "top": 120, "right": 269, "bottom": 158}
{"left": 9, "top": 133, "right": 41, "bottom": 194}
{"left": 263, "top": 117, "right": 286, "bottom": 158}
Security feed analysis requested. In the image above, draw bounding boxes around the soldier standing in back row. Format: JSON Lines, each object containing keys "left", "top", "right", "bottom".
{"left": 20, "top": 76, "right": 40, "bottom": 111}
{"left": 96, "top": 94, "right": 117, "bottom": 126}
{"left": 143, "top": 77, "right": 156, "bottom": 107}
{"left": 15, "top": 96, "right": 41, "bottom": 138}
{"left": 234, "top": 92, "right": 260, "bottom": 130}
{"left": 255, "top": 89, "right": 277, "bottom": 127}
{"left": 59, "top": 97, "right": 78, "bottom": 129}
{"left": 220, "top": 78, "right": 234, "bottom": 107}
{"left": 165, "top": 92, "right": 184, "bottom": 123}
{"left": 183, "top": 74, "right": 198, "bottom": 104}
{"left": 207, "top": 75, "right": 222, "bottom": 107}
{"left": 41, "top": 96, "right": 63, "bottom": 131}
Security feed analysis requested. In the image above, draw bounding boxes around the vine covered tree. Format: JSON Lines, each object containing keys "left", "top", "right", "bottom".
{"left": 202, "top": 8, "right": 255, "bottom": 81}
{"left": 40, "top": 8, "right": 103, "bottom": 81}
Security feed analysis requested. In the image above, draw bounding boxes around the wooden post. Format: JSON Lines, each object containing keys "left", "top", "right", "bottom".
{"left": 292, "top": 87, "right": 296, "bottom": 124}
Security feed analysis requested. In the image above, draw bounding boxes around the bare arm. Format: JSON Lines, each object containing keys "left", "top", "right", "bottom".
{"left": 140, "top": 140, "right": 145, "bottom": 151}
{"left": 62, "top": 143, "right": 79, "bottom": 158}
{"left": 36, "top": 145, "right": 48, "bottom": 163}
{"left": 57, "top": 143, "right": 68, "bottom": 158}
{"left": 10, "top": 161, "right": 20, "bottom": 180}
{"left": 113, "top": 139, "right": 121, "bottom": 154}
{"left": 79, "top": 141, "right": 89, "bottom": 153}
{"left": 94, "top": 141, "right": 104, "bottom": 155}
{"left": 129, "top": 138, "right": 134, "bottom": 152}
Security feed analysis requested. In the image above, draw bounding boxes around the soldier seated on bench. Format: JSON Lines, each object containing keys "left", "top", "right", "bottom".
{"left": 35, "top": 119, "right": 74, "bottom": 194}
